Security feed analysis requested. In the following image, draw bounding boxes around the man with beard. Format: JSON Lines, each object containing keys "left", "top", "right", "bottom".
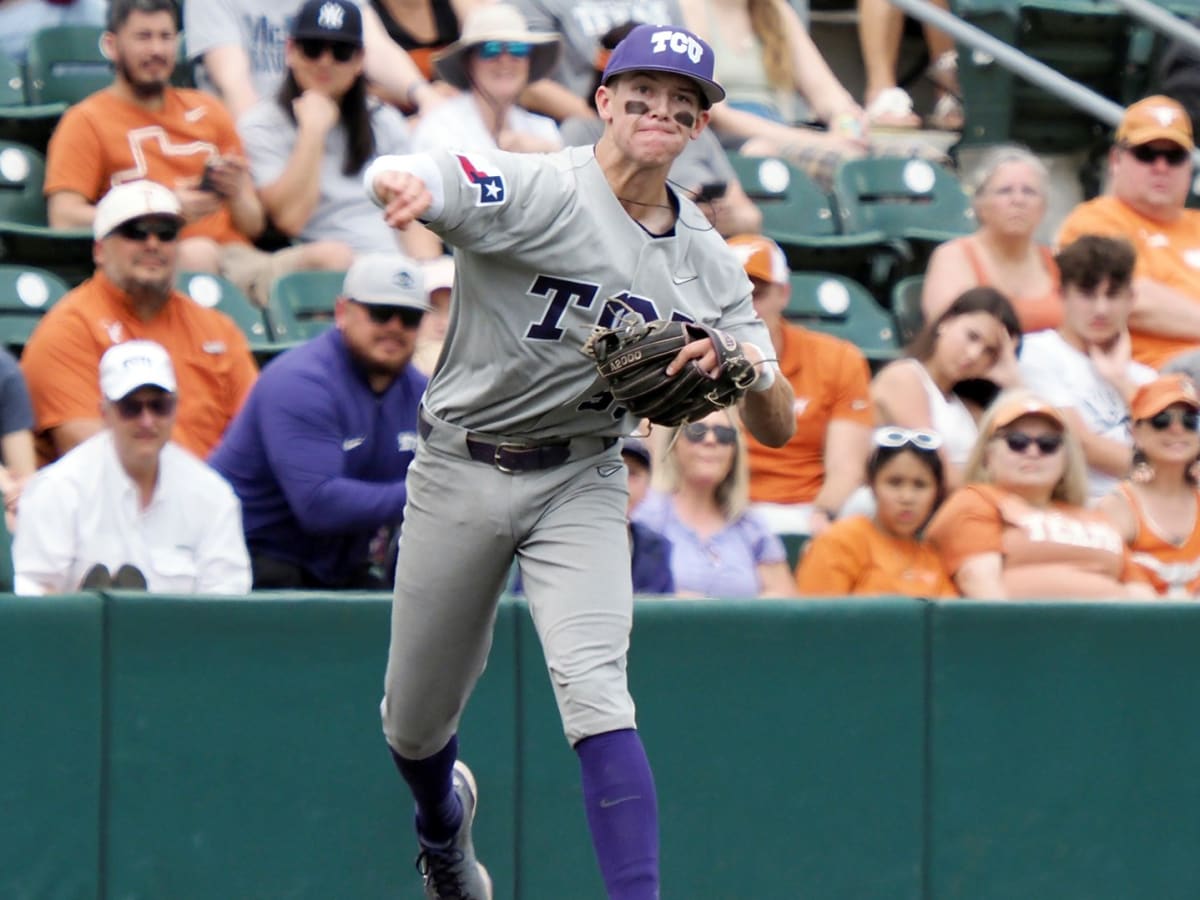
{"left": 208, "top": 253, "right": 429, "bottom": 590}
{"left": 42, "top": 0, "right": 350, "bottom": 306}
{"left": 20, "top": 180, "right": 258, "bottom": 465}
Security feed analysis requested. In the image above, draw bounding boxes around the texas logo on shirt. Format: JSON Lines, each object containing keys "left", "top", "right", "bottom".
{"left": 455, "top": 153, "right": 506, "bottom": 206}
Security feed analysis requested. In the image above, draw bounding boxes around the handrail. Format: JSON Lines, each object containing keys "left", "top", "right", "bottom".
{"left": 1110, "top": 0, "right": 1200, "bottom": 59}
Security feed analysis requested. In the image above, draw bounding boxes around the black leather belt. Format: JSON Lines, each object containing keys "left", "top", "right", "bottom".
{"left": 418, "top": 412, "right": 616, "bottom": 473}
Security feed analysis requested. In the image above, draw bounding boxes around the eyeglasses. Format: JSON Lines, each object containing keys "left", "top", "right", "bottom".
{"left": 113, "top": 219, "right": 181, "bottom": 243}
{"left": 1145, "top": 409, "right": 1200, "bottom": 431}
{"left": 997, "top": 430, "right": 1064, "bottom": 455}
{"left": 477, "top": 40, "right": 532, "bottom": 60}
{"left": 681, "top": 422, "right": 737, "bottom": 445}
{"left": 1126, "top": 144, "right": 1190, "bottom": 167}
{"left": 873, "top": 427, "right": 944, "bottom": 451}
{"left": 114, "top": 393, "right": 176, "bottom": 420}
{"left": 353, "top": 300, "right": 423, "bottom": 328}
{"left": 298, "top": 39, "right": 358, "bottom": 63}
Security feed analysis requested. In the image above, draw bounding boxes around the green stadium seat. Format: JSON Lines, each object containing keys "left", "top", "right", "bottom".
{"left": 0, "top": 53, "right": 64, "bottom": 155}
{"left": 25, "top": 25, "right": 112, "bottom": 106}
{"left": 175, "top": 272, "right": 275, "bottom": 360}
{"left": 0, "top": 264, "right": 69, "bottom": 354}
{"left": 786, "top": 272, "right": 901, "bottom": 366}
{"left": 0, "top": 506, "right": 11, "bottom": 592}
{"left": 780, "top": 532, "right": 810, "bottom": 572}
{"left": 266, "top": 270, "right": 346, "bottom": 343}
{"left": 0, "top": 141, "right": 48, "bottom": 225}
{"left": 891, "top": 274, "right": 926, "bottom": 345}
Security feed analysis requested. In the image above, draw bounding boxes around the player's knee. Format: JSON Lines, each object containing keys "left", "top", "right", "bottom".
{"left": 554, "top": 665, "right": 637, "bottom": 746}
{"left": 380, "top": 693, "right": 455, "bottom": 759}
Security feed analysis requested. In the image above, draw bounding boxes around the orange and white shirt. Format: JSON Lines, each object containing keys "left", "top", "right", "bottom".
{"left": 746, "top": 323, "right": 872, "bottom": 505}
{"left": 1057, "top": 196, "right": 1200, "bottom": 368}
{"left": 1113, "top": 482, "right": 1200, "bottom": 598}
{"left": 925, "top": 484, "right": 1144, "bottom": 598}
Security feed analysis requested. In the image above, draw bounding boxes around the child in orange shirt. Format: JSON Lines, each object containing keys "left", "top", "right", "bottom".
{"left": 795, "top": 427, "right": 957, "bottom": 597}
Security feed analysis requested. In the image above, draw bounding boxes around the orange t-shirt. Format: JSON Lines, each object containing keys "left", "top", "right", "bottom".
{"left": 44, "top": 86, "right": 249, "bottom": 245}
{"left": 21, "top": 271, "right": 258, "bottom": 464}
{"left": 794, "top": 514, "right": 957, "bottom": 597}
{"left": 746, "top": 323, "right": 872, "bottom": 504}
{"left": 1115, "top": 482, "right": 1200, "bottom": 597}
{"left": 925, "top": 484, "right": 1143, "bottom": 598}
{"left": 959, "top": 237, "right": 1063, "bottom": 333}
{"left": 1057, "top": 196, "right": 1200, "bottom": 367}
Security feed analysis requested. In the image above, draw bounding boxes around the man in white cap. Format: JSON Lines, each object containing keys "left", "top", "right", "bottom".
{"left": 21, "top": 180, "right": 258, "bottom": 466}
{"left": 13, "top": 340, "right": 251, "bottom": 596}
{"left": 209, "top": 253, "right": 429, "bottom": 589}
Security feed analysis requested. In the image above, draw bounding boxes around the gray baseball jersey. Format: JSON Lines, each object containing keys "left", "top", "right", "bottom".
{"left": 368, "top": 144, "right": 771, "bottom": 440}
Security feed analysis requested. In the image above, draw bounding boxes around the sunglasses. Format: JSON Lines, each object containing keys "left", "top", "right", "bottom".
{"left": 681, "top": 422, "right": 737, "bottom": 445}
{"left": 1145, "top": 409, "right": 1200, "bottom": 431}
{"left": 115, "top": 393, "right": 176, "bottom": 420}
{"left": 113, "top": 219, "right": 181, "bottom": 243}
{"left": 353, "top": 300, "right": 424, "bottom": 328}
{"left": 874, "top": 427, "right": 944, "bottom": 451}
{"left": 477, "top": 40, "right": 532, "bottom": 60}
{"left": 997, "top": 431, "right": 1064, "bottom": 455}
{"left": 1126, "top": 144, "right": 1190, "bottom": 167}
{"left": 298, "top": 39, "right": 358, "bottom": 62}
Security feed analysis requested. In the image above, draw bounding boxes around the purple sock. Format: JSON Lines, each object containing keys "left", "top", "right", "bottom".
{"left": 576, "top": 728, "right": 660, "bottom": 900}
{"left": 389, "top": 734, "right": 463, "bottom": 846}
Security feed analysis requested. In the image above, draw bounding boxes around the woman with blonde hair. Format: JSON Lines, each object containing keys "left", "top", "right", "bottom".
{"left": 921, "top": 145, "right": 1063, "bottom": 334}
{"left": 635, "top": 409, "right": 793, "bottom": 597}
{"left": 925, "top": 390, "right": 1154, "bottom": 599}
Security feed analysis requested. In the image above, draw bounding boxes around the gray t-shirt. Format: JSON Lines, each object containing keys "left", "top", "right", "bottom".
{"left": 371, "top": 144, "right": 770, "bottom": 439}
{"left": 239, "top": 97, "right": 414, "bottom": 252}
{"left": 515, "top": 0, "right": 685, "bottom": 98}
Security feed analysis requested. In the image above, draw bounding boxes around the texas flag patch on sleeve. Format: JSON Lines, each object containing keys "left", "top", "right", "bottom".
{"left": 455, "top": 153, "right": 507, "bottom": 206}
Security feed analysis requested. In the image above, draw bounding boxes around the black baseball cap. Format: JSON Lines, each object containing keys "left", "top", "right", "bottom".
{"left": 291, "top": 0, "right": 363, "bottom": 46}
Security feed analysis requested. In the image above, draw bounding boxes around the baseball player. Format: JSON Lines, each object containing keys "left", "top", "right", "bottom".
{"left": 365, "top": 24, "right": 795, "bottom": 900}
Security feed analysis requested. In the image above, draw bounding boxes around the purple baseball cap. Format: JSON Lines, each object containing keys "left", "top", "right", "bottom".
{"left": 601, "top": 24, "right": 725, "bottom": 108}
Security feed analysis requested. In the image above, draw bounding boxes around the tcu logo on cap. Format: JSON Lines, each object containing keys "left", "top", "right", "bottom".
{"left": 649, "top": 29, "right": 704, "bottom": 64}
{"left": 317, "top": 1, "right": 345, "bottom": 29}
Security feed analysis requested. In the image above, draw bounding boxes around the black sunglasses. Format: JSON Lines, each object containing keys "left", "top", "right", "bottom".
{"left": 1127, "top": 144, "right": 1190, "bottom": 167}
{"left": 998, "top": 431, "right": 1064, "bottom": 455}
{"left": 114, "top": 219, "right": 181, "bottom": 243}
{"left": 298, "top": 39, "right": 358, "bottom": 63}
{"left": 681, "top": 422, "right": 737, "bottom": 445}
{"left": 1146, "top": 409, "right": 1200, "bottom": 431}
{"left": 115, "top": 393, "right": 177, "bottom": 420}
{"left": 353, "top": 300, "right": 423, "bottom": 328}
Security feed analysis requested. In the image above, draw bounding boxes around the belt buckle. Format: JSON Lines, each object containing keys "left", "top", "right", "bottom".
{"left": 493, "top": 441, "right": 530, "bottom": 474}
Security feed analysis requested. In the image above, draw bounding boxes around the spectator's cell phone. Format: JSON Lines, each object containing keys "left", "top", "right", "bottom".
{"left": 198, "top": 159, "right": 220, "bottom": 193}
{"left": 695, "top": 181, "right": 727, "bottom": 202}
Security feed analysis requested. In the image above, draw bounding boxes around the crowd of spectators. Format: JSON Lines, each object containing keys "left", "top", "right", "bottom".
{"left": 3, "top": 0, "right": 1200, "bottom": 600}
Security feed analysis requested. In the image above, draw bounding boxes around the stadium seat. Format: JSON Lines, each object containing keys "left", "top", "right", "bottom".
{"left": 786, "top": 272, "right": 901, "bottom": 366}
{"left": 266, "top": 270, "right": 346, "bottom": 343}
{"left": 0, "top": 506, "right": 12, "bottom": 592}
{"left": 0, "top": 264, "right": 69, "bottom": 354}
{"left": 780, "top": 533, "right": 810, "bottom": 572}
{"left": 25, "top": 25, "right": 112, "bottom": 106}
{"left": 0, "top": 53, "right": 64, "bottom": 155}
{"left": 891, "top": 274, "right": 926, "bottom": 345}
{"left": 176, "top": 272, "right": 274, "bottom": 355}
{"left": 0, "top": 141, "right": 48, "bottom": 225}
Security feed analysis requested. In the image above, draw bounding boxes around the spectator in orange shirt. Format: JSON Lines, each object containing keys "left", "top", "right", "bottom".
{"left": 1057, "top": 95, "right": 1200, "bottom": 369}
{"left": 20, "top": 181, "right": 258, "bottom": 465}
{"left": 1098, "top": 374, "right": 1200, "bottom": 597}
{"left": 43, "top": 0, "right": 350, "bottom": 306}
{"left": 725, "top": 233, "right": 873, "bottom": 536}
{"left": 925, "top": 390, "right": 1155, "bottom": 600}
{"left": 795, "top": 427, "right": 956, "bottom": 597}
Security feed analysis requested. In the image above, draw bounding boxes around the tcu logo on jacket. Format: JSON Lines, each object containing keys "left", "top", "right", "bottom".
{"left": 649, "top": 30, "right": 705, "bottom": 64}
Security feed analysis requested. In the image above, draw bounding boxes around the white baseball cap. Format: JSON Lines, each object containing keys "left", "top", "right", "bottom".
{"left": 342, "top": 253, "right": 429, "bottom": 310}
{"left": 99, "top": 340, "right": 177, "bottom": 401}
{"left": 93, "top": 180, "right": 185, "bottom": 240}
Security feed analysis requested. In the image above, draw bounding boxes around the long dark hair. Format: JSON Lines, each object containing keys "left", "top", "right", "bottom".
{"left": 906, "top": 286, "right": 1021, "bottom": 362}
{"left": 276, "top": 69, "right": 375, "bottom": 176}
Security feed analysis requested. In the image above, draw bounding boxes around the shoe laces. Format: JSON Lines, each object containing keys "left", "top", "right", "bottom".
{"left": 416, "top": 847, "right": 471, "bottom": 898}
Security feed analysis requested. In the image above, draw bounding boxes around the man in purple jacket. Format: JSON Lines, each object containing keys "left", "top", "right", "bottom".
{"left": 209, "top": 253, "right": 428, "bottom": 589}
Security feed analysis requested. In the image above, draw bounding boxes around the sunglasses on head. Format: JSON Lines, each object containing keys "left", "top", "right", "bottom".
{"left": 114, "top": 393, "right": 176, "bottom": 420}
{"left": 1145, "top": 408, "right": 1200, "bottom": 431}
{"left": 681, "top": 422, "right": 737, "bottom": 445}
{"left": 1126, "top": 144, "right": 1190, "bottom": 167}
{"left": 113, "top": 219, "right": 181, "bottom": 243}
{"left": 997, "top": 430, "right": 1064, "bottom": 455}
{"left": 352, "top": 300, "right": 424, "bottom": 328}
{"left": 477, "top": 40, "right": 532, "bottom": 60}
{"left": 873, "top": 427, "right": 944, "bottom": 451}
{"left": 298, "top": 39, "right": 357, "bottom": 62}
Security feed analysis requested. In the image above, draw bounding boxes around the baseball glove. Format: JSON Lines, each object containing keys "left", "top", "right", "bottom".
{"left": 580, "top": 316, "right": 758, "bottom": 427}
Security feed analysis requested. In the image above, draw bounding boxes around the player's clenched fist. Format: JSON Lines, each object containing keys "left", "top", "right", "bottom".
{"left": 374, "top": 171, "right": 433, "bottom": 230}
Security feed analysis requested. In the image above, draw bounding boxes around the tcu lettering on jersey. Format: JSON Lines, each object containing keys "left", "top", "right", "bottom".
{"left": 648, "top": 29, "right": 704, "bottom": 64}
{"left": 455, "top": 153, "right": 507, "bottom": 206}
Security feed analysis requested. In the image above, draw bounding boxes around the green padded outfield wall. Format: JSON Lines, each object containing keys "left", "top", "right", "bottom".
{"left": 0, "top": 595, "right": 102, "bottom": 900}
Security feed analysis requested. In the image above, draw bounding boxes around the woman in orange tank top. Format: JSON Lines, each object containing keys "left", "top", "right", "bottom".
{"left": 1098, "top": 375, "right": 1200, "bottom": 598}
{"left": 922, "top": 145, "right": 1062, "bottom": 335}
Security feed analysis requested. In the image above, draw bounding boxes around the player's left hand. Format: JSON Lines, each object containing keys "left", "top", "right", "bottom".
{"left": 375, "top": 171, "right": 433, "bottom": 230}
{"left": 666, "top": 336, "right": 761, "bottom": 380}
